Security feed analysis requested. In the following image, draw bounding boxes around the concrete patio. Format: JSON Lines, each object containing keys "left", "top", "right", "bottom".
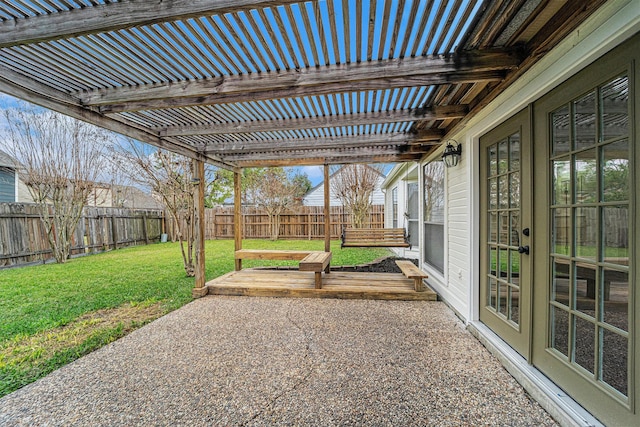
{"left": 0, "top": 296, "right": 555, "bottom": 426}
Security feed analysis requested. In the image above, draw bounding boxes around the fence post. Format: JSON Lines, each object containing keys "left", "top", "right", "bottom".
{"left": 142, "top": 213, "right": 149, "bottom": 245}
{"left": 111, "top": 214, "right": 118, "bottom": 250}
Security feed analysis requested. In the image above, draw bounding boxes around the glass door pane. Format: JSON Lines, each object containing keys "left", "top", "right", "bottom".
{"left": 484, "top": 134, "right": 522, "bottom": 326}
{"left": 547, "top": 75, "right": 630, "bottom": 399}
{"left": 479, "top": 107, "right": 531, "bottom": 358}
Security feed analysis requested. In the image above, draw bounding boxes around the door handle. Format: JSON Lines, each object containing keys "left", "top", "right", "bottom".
{"left": 518, "top": 245, "right": 530, "bottom": 255}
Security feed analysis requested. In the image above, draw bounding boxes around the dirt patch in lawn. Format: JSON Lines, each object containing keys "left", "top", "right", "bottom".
{"left": 0, "top": 302, "right": 165, "bottom": 369}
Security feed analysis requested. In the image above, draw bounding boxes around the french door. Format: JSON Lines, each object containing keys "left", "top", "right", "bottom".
{"left": 479, "top": 108, "right": 532, "bottom": 358}
{"left": 531, "top": 35, "right": 638, "bottom": 426}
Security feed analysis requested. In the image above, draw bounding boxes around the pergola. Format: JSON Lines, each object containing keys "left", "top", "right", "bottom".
{"left": 0, "top": 0, "right": 604, "bottom": 294}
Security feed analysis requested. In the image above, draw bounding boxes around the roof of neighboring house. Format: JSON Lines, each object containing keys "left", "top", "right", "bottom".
{"left": 0, "top": 150, "right": 17, "bottom": 168}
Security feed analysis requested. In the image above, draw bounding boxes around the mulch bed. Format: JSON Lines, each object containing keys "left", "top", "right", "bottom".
{"left": 256, "top": 256, "right": 418, "bottom": 274}
{"left": 331, "top": 256, "right": 418, "bottom": 273}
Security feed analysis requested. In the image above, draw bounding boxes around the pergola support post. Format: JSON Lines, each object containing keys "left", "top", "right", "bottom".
{"left": 192, "top": 158, "right": 208, "bottom": 298}
{"left": 324, "top": 164, "right": 331, "bottom": 273}
{"left": 234, "top": 168, "right": 243, "bottom": 271}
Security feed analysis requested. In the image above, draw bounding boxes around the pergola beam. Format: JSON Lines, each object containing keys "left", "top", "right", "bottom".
{"left": 0, "top": 0, "right": 300, "bottom": 48}
{"left": 86, "top": 51, "right": 517, "bottom": 112}
{"left": 202, "top": 131, "right": 442, "bottom": 155}
{"left": 102, "top": 69, "right": 505, "bottom": 113}
{"left": 219, "top": 145, "right": 433, "bottom": 163}
{"left": 160, "top": 106, "right": 468, "bottom": 137}
{"left": 235, "top": 152, "right": 429, "bottom": 168}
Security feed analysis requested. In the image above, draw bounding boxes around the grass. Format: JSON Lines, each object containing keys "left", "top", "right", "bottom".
{"left": 552, "top": 244, "right": 629, "bottom": 259}
{"left": 0, "top": 240, "right": 391, "bottom": 397}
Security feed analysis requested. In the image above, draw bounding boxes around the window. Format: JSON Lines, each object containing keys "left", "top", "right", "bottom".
{"left": 392, "top": 187, "right": 398, "bottom": 228}
{"left": 423, "top": 162, "right": 445, "bottom": 274}
{"left": 0, "top": 167, "right": 15, "bottom": 203}
{"left": 407, "top": 182, "right": 419, "bottom": 247}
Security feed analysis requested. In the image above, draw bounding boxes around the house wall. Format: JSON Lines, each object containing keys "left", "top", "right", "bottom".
{"left": 16, "top": 177, "right": 32, "bottom": 203}
{"left": 303, "top": 175, "right": 386, "bottom": 207}
{"left": 436, "top": 0, "right": 640, "bottom": 322}
{"left": 302, "top": 182, "right": 348, "bottom": 206}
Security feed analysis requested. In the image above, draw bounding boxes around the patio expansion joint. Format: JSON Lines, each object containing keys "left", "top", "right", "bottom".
{"left": 240, "top": 301, "right": 319, "bottom": 426}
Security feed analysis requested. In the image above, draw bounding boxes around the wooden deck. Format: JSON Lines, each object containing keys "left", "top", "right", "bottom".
{"left": 205, "top": 269, "right": 437, "bottom": 301}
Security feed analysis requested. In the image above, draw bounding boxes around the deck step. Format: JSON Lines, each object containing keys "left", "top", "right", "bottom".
{"left": 205, "top": 270, "right": 437, "bottom": 301}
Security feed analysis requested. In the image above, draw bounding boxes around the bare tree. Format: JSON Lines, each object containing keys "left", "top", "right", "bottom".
{"left": 111, "top": 139, "right": 198, "bottom": 276}
{"left": 2, "top": 105, "right": 112, "bottom": 263}
{"left": 252, "top": 168, "right": 301, "bottom": 240}
{"left": 330, "top": 164, "right": 384, "bottom": 228}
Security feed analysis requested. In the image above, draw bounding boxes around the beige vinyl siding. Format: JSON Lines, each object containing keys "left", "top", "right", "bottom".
{"left": 440, "top": 153, "right": 470, "bottom": 316}
{"left": 303, "top": 176, "right": 386, "bottom": 207}
{"left": 17, "top": 176, "right": 33, "bottom": 203}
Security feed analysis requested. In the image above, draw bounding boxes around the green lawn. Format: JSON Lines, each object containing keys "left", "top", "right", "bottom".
{"left": 0, "top": 240, "right": 391, "bottom": 397}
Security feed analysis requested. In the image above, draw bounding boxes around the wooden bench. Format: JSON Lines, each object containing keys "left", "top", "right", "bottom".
{"left": 341, "top": 227, "right": 411, "bottom": 249}
{"left": 235, "top": 249, "right": 315, "bottom": 263}
{"left": 299, "top": 251, "right": 332, "bottom": 289}
{"left": 234, "top": 249, "right": 332, "bottom": 289}
{"left": 552, "top": 257, "right": 629, "bottom": 301}
{"left": 395, "top": 260, "right": 428, "bottom": 292}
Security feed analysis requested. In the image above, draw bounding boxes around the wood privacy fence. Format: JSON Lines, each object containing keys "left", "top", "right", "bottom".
{"left": 0, "top": 203, "right": 164, "bottom": 268}
{"left": 166, "top": 205, "right": 385, "bottom": 240}
{"left": 1, "top": 204, "right": 384, "bottom": 268}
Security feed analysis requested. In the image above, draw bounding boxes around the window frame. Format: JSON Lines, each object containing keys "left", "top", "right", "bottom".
{"left": 422, "top": 160, "right": 445, "bottom": 275}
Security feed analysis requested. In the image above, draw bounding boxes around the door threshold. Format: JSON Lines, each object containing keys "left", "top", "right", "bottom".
{"left": 468, "top": 321, "right": 603, "bottom": 427}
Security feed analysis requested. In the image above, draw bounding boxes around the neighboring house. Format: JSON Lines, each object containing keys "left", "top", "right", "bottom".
{"left": 381, "top": 6, "right": 638, "bottom": 426}
{"left": 0, "top": 150, "right": 16, "bottom": 203}
{"left": 87, "top": 184, "right": 164, "bottom": 209}
{"left": 0, "top": 149, "right": 33, "bottom": 203}
{"left": 0, "top": 153, "right": 161, "bottom": 209}
{"left": 302, "top": 165, "right": 385, "bottom": 207}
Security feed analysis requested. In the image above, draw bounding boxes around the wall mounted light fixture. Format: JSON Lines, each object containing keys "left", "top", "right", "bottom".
{"left": 441, "top": 140, "right": 462, "bottom": 168}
